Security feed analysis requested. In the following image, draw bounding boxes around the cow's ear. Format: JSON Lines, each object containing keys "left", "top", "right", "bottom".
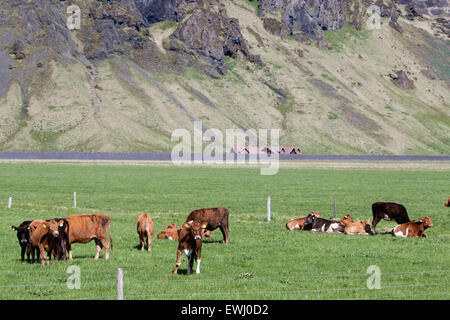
{"left": 183, "top": 223, "right": 190, "bottom": 229}
{"left": 11, "top": 226, "right": 17, "bottom": 231}
{"left": 59, "top": 221, "right": 64, "bottom": 227}
{"left": 201, "top": 223, "right": 207, "bottom": 229}
{"left": 42, "top": 224, "right": 47, "bottom": 229}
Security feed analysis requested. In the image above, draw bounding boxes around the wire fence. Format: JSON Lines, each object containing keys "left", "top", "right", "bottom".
{"left": 1, "top": 269, "right": 449, "bottom": 300}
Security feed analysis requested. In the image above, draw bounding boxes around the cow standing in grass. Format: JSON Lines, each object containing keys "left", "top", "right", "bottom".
{"left": 371, "top": 202, "right": 410, "bottom": 234}
{"left": 136, "top": 214, "right": 154, "bottom": 252}
{"left": 173, "top": 220, "right": 206, "bottom": 275}
{"left": 11, "top": 221, "right": 32, "bottom": 263}
{"left": 29, "top": 219, "right": 66, "bottom": 265}
{"left": 186, "top": 207, "right": 229, "bottom": 244}
{"left": 64, "top": 214, "right": 112, "bottom": 260}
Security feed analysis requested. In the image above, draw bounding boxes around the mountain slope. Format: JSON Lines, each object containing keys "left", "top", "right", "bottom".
{"left": 0, "top": 0, "right": 448, "bottom": 154}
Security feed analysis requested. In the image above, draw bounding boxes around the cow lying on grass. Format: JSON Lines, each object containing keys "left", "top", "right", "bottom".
{"left": 392, "top": 217, "right": 433, "bottom": 238}
{"left": 340, "top": 215, "right": 374, "bottom": 235}
{"left": 157, "top": 223, "right": 212, "bottom": 240}
{"left": 136, "top": 214, "right": 154, "bottom": 252}
{"left": 173, "top": 220, "right": 207, "bottom": 275}
{"left": 303, "top": 213, "right": 345, "bottom": 234}
{"left": 286, "top": 211, "right": 320, "bottom": 231}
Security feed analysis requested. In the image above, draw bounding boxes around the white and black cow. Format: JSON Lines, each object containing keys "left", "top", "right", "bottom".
{"left": 303, "top": 213, "right": 345, "bottom": 234}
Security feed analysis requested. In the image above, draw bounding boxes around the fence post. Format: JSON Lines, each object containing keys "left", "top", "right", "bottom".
{"left": 334, "top": 199, "right": 337, "bottom": 219}
{"left": 8, "top": 197, "right": 12, "bottom": 209}
{"left": 117, "top": 268, "right": 123, "bottom": 300}
{"left": 267, "top": 196, "right": 271, "bottom": 222}
{"left": 74, "top": 192, "right": 76, "bottom": 208}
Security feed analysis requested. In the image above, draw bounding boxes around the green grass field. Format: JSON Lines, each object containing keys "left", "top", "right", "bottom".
{"left": 0, "top": 163, "right": 449, "bottom": 300}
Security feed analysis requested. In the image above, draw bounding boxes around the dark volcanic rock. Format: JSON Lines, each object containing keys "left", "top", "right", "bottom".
{"left": 390, "top": 70, "right": 415, "bottom": 89}
{"left": 171, "top": 2, "right": 260, "bottom": 77}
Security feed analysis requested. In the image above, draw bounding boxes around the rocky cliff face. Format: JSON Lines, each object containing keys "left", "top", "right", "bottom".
{"left": 0, "top": 0, "right": 448, "bottom": 154}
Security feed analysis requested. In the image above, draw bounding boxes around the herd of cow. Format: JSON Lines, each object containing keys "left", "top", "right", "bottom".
{"left": 10, "top": 198, "right": 448, "bottom": 274}
{"left": 285, "top": 202, "right": 435, "bottom": 239}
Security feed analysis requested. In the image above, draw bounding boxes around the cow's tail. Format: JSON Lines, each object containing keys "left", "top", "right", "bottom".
{"left": 108, "top": 221, "right": 113, "bottom": 251}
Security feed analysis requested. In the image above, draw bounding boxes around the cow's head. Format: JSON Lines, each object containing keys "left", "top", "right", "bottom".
{"left": 42, "top": 220, "right": 64, "bottom": 237}
{"left": 303, "top": 213, "right": 317, "bottom": 227}
{"left": 309, "top": 210, "right": 320, "bottom": 217}
{"left": 343, "top": 214, "right": 353, "bottom": 221}
{"left": 12, "top": 225, "right": 29, "bottom": 245}
{"left": 340, "top": 214, "right": 353, "bottom": 225}
{"left": 418, "top": 217, "right": 433, "bottom": 229}
{"left": 183, "top": 220, "right": 207, "bottom": 241}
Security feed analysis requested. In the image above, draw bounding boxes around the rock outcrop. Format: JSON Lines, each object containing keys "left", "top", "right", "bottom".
{"left": 258, "top": 0, "right": 345, "bottom": 45}
{"left": 169, "top": 1, "right": 262, "bottom": 77}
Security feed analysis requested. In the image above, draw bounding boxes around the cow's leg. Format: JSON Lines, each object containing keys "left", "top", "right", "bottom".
{"left": 173, "top": 249, "right": 182, "bottom": 275}
{"left": 100, "top": 237, "right": 110, "bottom": 260}
{"left": 139, "top": 233, "right": 145, "bottom": 251}
{"left": 38, "top": 245, "right": 47, "bottom": 265}
{"left": 94, "top": 239, "right": 102, "bottom": 260}
{"left": 187, "top": 254, "right": 194, "bottom": 275}
{"left": 219, "top": 225, "right": 229, "bottom": 244}
{"left": 147, "top": 232, "right": 152, "bottom": 252}
{"left": 21, "top": 246, "right": 26, "bottom": 262}
{"left": 372, "top": 216, "right": 381, "bottom": 235}
{"left": 196, "top": 248, "right": 202, "bottom": 274}
{"left": 26, "top": 244, "right": 31, "bottom": 263}
{"left": 31, "top": 246, "right": 35, "bottom": 264}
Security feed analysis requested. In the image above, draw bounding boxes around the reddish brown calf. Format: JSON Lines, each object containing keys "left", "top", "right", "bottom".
{"left": 173, "top": 220, "right": 206, "bottom": 275}
{"left": 136, "top": 214, "right": 154, "bottom": 252}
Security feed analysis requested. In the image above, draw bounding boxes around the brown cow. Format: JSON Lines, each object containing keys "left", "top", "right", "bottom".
{"left": 157, "top": 223, "right": 179, "bottom": 240}
{"left": 64, "top": 214, "right": 112, "bottom": 260}
{"left": 445, "top": 197, "right": 450, "bottom": 207}
{"left": 157, "top": 223, "right": 212, "bottom": 240}
{"left": 173, "top": 220, "right": 206, "bottom": 275}
{"left": 136, "top": 214, "right": 154, "bottom": 252}
{"left": 186, "top": 207, "right": 229, "bottom": 244}
{"left": 29, "top": 219, "right": 65, "bottom": 265}
{"left": 392, "top": 216, "right": 433, "bottom": 238}
{"left": 340, "top": 215, "right": 373, "bottom": 235}
{"left": 286, "top": 211, "right": 320, "bottom": 230}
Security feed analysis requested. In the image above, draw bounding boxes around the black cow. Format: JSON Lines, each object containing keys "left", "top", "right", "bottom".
{"left": 371, "top": 202, "right": 410, "bottom": 234}
{"left": 303, "top": 214, "right": 345, "bottom": 234}
{"left": 11, "top": 221, "right": 32, "bottom": 263}
{"left": 51, "top": 218, "right": 70, "bottom": 261}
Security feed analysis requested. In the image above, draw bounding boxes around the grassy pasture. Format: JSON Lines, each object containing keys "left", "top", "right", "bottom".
{"left": 0, "top": 162, "right": 449, "bottom": 300}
